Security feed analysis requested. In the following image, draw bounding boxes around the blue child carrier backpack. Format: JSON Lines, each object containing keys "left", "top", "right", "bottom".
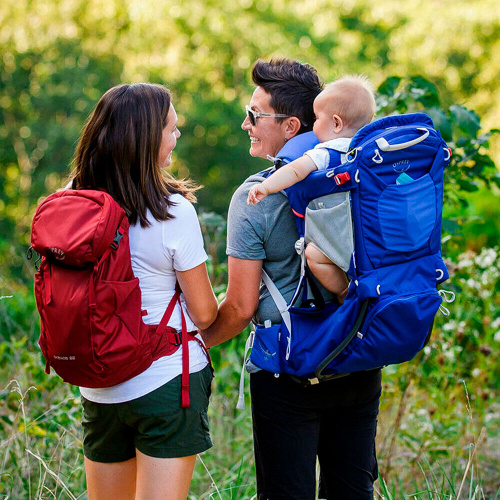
{"left": 248, "top": 113, "right": 453, "bottom": 384}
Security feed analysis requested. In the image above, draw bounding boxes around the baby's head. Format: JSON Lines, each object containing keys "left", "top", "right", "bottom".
{"left": 312, "top": 75, "right": 376, "bottom": 142}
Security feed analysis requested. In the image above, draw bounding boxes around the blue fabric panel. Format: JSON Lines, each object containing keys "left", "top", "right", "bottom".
{"left": 435, "top": 254, "right": 449, "bottom": 284}
{"left": 357, "top": 162, "right": 441, "bottom": 268}
{"left": 428, "top": 145, "right": 447, "bottom": 254}
{"left": 284, "top": 166, "right": 354, "bottom": 218}
{"left": 250, "top": 324, "right": 283, "bottom": 374}
{"left": 350, "top": 254, "right": 441, "bottom": 302}
{"left": 373, "top": 255, "right": 439, "bottom": 295}
{"left": 378, "top": 174, "right": 436, "bottom": 252}
{"left": 355, "top": 167, "right": 385, "bottom": 269}
{"left": 349, "top": 184, "right": 371, "bottom": 272}
{"left": 277, "top": 131, "right": 319, "bottom": 164}
{"left": 350, "top": 113, "right": 434, "bottom": 150}
{"left": 327, "top": 148, "right": 344, "bottom": 169}
{"left": 359, "top": 141, "right": 441, "bottom": 186}
{"left": 283, "top": 299, "right": 360, "bottom": 377}
{"left": 331, "top": 290, "right": 442, "bottom": 374}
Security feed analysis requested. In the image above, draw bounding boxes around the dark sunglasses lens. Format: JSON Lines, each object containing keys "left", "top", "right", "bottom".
{"left": 247, "top": 108, "right": 256, "bottom": 126}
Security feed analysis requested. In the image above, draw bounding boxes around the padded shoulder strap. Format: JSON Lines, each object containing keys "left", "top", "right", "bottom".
{"left": 276, "top": 131, "right": 320, "bottom": 164}
{"left": 327, "top": 148, "right": 344, "bottom": 169}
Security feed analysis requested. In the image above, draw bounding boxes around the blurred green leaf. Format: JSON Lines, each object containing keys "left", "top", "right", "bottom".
{"left": 377, "top": 76, "right": 402, "bottom": 97}
{"left": 427, "top": 107, "right": 453, "bottom": 142}
{"left": 409, "top": 76, "right": 440, "bottom": 108}
{"left": 449, "top": 105, "right": 481, "bottom": 139}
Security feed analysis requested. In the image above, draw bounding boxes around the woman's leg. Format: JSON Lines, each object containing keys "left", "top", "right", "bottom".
{"left": 84, "top": 456, "right": 137, "bottom": 500}
{"left": 135, "top": 450, "right": 197, "bottom": 500}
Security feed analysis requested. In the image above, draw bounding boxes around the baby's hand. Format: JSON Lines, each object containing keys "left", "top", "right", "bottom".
{"left": 247, "top": 183, "right": 269, "bottom": 205}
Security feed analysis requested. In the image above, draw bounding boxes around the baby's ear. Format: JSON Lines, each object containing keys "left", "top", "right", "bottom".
{"left": 332, "top": 114, "right": 344, "bottom": 133}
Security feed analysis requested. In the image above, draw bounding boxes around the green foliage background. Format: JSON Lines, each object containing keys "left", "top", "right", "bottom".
{"left": 1, "top": 0, "right": 500, "bottom": 253}
{"left": 0, "top": 0, "right": 499, "bottom": 498}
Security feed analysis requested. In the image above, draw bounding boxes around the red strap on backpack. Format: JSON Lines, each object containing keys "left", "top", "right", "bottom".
{"left": 178, "top": 285, "right": 190, "bottom": 408}
{"left": 155, "top": 282, "right": 206, "bottom": 408}
{"left": 44, "top": 261, "right": 52, "bottom": 305}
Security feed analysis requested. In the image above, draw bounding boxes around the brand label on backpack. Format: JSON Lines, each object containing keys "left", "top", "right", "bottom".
{"left": 259, "top": 344, "right": 276, "bottom": 361}
{"left": 49, "top": 247, "right": 65, "bottom": 260}
{"left": 393, "top": 160, "right": 411, "bottom": 173}
{"left": 53, "top": 355, "right": 76, "bottom": 361}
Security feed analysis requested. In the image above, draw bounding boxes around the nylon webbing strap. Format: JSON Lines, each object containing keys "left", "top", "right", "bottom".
{"left": 155, "top": 288, "right": 180, "bottom": 336}
{"left": 236, "top": 328, "right": 255, "bottom": 410}
{"left": 178, "top": 284, "right": 190, "bottom": 408}
{"left": 154, "top": 283, "right": 192, "bottom": 408}
{"left": 261, "top": 270, "right": 292, "bottom": 334}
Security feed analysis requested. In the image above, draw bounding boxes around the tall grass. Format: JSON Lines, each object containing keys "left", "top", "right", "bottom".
{"left": 1, "top": 347, "right": 498, "bottom": 499}
{"left": 1, "top": 247, "right": 499, "bottom": 498}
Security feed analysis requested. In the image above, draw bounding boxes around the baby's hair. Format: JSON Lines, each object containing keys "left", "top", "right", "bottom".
{"left": 322, "top": 74, "right": 376, "bottom": 131}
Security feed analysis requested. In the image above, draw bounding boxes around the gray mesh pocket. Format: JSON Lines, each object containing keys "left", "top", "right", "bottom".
{"left": 304, "top": 192, "right": 354, "bottom": 271}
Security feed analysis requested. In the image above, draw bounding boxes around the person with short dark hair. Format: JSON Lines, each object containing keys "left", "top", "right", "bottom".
{"left": 202, "top": 59, "right": 382, "bottom": 499}
{"left": 247, "top": 75, "right": 377, "bottom": 302}
{"left": 72, "top": 83, "right": 218, "bottom": 499}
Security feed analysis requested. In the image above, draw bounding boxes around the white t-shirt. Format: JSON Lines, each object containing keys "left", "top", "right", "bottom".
{"left": 80, "top": 194, "right": 209, "bottom": 404}
{"left": 304, "top": 137, "right": 352, "bottom": 170}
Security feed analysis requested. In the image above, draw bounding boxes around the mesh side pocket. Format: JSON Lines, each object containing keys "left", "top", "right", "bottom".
{"left": 305, "top": 192, "right": 353, "bottom": 271}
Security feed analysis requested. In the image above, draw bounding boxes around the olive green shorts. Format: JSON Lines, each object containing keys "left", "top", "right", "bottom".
{"left": 81, "top": 365, "right": 213, "bottom": 463}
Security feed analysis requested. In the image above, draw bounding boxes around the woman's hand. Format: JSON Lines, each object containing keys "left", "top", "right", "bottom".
{"left": 176, "top": 263, "right": 218, "bottom": 330}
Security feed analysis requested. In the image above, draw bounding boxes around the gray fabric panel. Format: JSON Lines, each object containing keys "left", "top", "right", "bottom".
{"left": 304, "top": 192, "right": 354, "bottom": 271}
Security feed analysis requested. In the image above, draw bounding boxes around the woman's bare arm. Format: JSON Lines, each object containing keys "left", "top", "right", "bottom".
{"left": 176, "top": 262, "right": 218, "bottom": 330}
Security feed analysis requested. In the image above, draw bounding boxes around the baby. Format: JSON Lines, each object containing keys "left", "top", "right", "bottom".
{"left": 247, "top": 75, "right": 376, "bottom": 302}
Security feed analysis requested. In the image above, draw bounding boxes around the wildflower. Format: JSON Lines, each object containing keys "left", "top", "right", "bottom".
{"left": 475, "top": 248, "right": 497, "bottom": 268}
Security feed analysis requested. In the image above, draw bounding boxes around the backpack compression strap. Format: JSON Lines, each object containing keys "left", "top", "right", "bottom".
{"left": 155, "top": 282, "right": 212, "bottom": 408}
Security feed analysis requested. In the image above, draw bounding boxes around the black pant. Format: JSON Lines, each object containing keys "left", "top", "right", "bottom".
{"left": 250, "top": 369, "right": 382, "bottom": 500}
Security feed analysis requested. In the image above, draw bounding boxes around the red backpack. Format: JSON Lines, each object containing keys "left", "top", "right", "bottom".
{"left": 30, "top": 189, "right": 206, "bottom": 407}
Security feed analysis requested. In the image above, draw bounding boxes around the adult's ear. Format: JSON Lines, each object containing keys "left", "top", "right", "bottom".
{"left": 284, "top": 117, "right": 302, "bottom": 140}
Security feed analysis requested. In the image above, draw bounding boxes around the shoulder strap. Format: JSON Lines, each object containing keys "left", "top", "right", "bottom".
{"left": 275, "top": 131, "right": 320, "bottom": 164}
{"left": 261, "top": 270, "right": 291, "bottom": 334}
{"left": 327, "top": 148, "right": 344, "bottom": 169}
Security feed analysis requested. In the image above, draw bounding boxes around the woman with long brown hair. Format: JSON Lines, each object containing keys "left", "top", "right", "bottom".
{"left": 72, "top": 83, "right": 217, "bottom": 499}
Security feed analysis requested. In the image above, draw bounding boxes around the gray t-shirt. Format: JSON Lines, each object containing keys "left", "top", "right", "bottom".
{"left": 226, "top": 172, "right": 301, "bottom": 324}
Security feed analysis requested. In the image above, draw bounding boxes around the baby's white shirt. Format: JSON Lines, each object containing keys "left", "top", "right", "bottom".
{"left": 304, "top": 137, "right": 352, "bottom": 170}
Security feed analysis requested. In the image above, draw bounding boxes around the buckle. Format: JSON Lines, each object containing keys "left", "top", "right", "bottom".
{"left": 111, "top": 228, "right": 124, "bottom": 250}
{"left": 334, "top": 172, "right": 351, "bottom": 186}
{"left": 172, "top": 331, "right": 182, "bottom": 346}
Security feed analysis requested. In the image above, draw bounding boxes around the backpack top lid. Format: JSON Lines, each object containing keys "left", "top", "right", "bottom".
{"left": 31, "top": 189, "right": 127, "bottom": 267}
{"left": 350, "top": 112, "right": 435, "bottom": 149}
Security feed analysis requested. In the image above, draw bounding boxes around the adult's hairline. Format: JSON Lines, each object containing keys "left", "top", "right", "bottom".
{"left": 251, "top": 57, "right": 323, "bottom": 134}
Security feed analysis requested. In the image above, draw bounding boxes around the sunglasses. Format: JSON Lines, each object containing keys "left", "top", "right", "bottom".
{"left": 245, "top": 105, "right": 290, "bottom": 126}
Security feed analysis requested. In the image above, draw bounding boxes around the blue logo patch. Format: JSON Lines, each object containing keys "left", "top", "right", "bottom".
{"left": 393, "top": 160, "right": 411, "bottom": 173}
{"left": 258, "top": 341, "right": 276, "bottom": 361}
